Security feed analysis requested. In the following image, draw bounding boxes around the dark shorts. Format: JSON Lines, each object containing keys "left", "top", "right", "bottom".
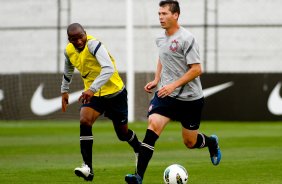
{"left": 147, "top": 92, "right": 204, "bottom": 130}
{"left": 81, "top": 88, "right": 128, "bottom": 125}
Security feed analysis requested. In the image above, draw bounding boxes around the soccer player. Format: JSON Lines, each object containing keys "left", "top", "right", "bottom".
{"left": 125, "top": 1, "right": 221, "bottom": 183}
{"left": 61, "top": 23, "right": 140, "bottom": 181}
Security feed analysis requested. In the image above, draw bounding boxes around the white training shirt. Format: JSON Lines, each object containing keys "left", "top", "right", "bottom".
{"left": 156, "top": 26, "right": 203, "bottom": 101}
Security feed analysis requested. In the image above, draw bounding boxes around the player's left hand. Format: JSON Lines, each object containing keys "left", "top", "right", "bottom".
{"left": 157, "top": 84, "right": 176, "bottom": 98}
{"left": 78, "top": 90, "right": 94, "bottom": 104}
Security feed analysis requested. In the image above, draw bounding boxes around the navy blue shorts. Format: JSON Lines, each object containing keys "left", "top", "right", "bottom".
{"left": 147, "top": 92, "right": 204, "bottom": 130}
{"left": 81, "top": 88, "right": 128, "bottom": 125}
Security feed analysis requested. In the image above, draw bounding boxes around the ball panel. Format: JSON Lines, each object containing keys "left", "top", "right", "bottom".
{"left": 163, "top": 164, "right": 188, "bottom": 184}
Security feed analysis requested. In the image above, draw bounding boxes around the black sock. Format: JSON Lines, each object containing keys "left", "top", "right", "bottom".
{"left": 193, "top": 133, "right": 210, "bottom": 148}
{"left": 126, "top": 129, "right": 141, "bottom": 153}
{"left": 80, "top": 124, "right": 93, "bottom": 170}
{"left": 137, "top": 129, "right": 159, "bottom": 179}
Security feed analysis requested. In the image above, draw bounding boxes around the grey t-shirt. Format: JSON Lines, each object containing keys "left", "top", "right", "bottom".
{"left": 156, "top": 26, "right": 203, "bottom": 101}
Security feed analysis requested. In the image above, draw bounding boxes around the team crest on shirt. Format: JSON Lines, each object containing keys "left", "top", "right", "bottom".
{"left": 169, "top": 40, "right": 179, "bottom": 52}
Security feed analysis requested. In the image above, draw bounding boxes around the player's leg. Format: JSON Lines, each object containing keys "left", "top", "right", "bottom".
{"left": 75, "top": 100, "right": 102, "bottom": 181}
{"left": 182, "top": 128, "right": 221, "bottom": 165}
{"left": 125, "top": 93, "right": 173, "bottom": 183}
{"left": 125, "top": 113, "right": 170, "bottom": 184}
{"left": 138, "top": 113, "right": 170, "bottom": 176}
{"left": 113, "top": 123, "right": 140, "bottom": 155}
{"left": 105, "top": 88, "right": 141, "bottom": 154}
{"left": 180, "top": 97, "right": 221, "bottom": 165}
{"left": 113, "top": 122, "right": 140, "bottom": 174}
{"left": 182, "top": 128, "right": 214, "bottom": 150}
{"left": 79, "top": 107, "right": 99, "bottom": 168}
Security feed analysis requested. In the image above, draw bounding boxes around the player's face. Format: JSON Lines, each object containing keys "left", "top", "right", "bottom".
{"left": 158, "top": 5, "right": 178, "bottom": 29}
{"left": 68, "top": 28, "right": 87, "bottom": 51}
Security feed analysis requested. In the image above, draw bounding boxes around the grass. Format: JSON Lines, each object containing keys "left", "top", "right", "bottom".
{"left": 0, "top": 121, "right": 282, "bottom": 184}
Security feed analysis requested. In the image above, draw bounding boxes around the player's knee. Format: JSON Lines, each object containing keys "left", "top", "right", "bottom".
{"left": 116, "top": 132, "right": 127, "bottom": 141}
{"left": 183, "top": 139, "right": 195, "bottom": 149}
{"left": 148, "top": 116, "right": 159, "bottom": 132}
{"left": 115, "top": 127, "right": 128, "bottom": 142}
{"left": 113, "top": 121, "right": 129, "bottom": 141}
{"left": 80, "top": 117, "right": 92, "bottom": 126}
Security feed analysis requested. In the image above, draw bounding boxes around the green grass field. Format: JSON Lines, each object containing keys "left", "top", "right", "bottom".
{"left": 0, "top": 121, "right": 282, "bottom": 184}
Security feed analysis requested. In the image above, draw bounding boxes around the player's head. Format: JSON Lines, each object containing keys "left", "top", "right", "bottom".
{"left": 67, "top": 23, "right": 87, "bottom": 51}
{"left": 158, "top": 0, "right": 180, "bottom": 29}
{"left": 159, "top": 0, "right": 180, "bottom": 15}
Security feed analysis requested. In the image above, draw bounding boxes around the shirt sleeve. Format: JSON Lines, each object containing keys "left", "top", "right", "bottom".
{"left": 184, "top": 37, "right": 201, "bottom": 65}
{"left": 87, "top": 40, "right": 115, "bottom": 93}
{"left": 61, "top": 50, "right": 75, "bottom": 93}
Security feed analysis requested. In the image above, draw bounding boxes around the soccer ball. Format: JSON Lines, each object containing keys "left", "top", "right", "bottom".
{"left": 163, "top": 164, "right": 188, "bottom": 184}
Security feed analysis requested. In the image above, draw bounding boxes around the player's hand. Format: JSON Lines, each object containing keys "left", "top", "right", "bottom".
{"left": 78, "top": 89, "right": 94, "bottom": 104}
{"left": 144, "top": 80, "right": 158, "bottom": 93}
{"left": 61, "top": 93, "right": 69, "bottom": 112}
{"left": 157, "top": 84, "right": 176, "bottom": 98}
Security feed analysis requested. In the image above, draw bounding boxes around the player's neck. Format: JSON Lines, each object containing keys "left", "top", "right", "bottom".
{"left": 165, "top": 24, "right": 180, "bottom": 36}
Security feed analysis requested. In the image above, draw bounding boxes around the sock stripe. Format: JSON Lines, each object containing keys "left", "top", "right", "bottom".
{"left": 128, "top": 131, "right": 135, "bottom": 142}
{"left": 141, "top": 142, "right": 154, "bottom": 151}
{"left": 199, "top": 133, "right": 205, "bottom": 148}
{"left": 80, "top": 136, "right": 93, "bottom": 141}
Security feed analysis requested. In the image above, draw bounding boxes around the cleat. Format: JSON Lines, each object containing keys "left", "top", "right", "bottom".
{"left": 208, "top": 135, "right": 221, "bottom": 166}
{"left": 125, "top": 174, "right": 142, "bottom": 184}
{"left": 74, "top": 163, "right": 94, "bottom": 181}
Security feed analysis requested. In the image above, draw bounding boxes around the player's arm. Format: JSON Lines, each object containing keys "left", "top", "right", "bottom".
{"left": 144, "top": 59, "right": 162, "bottom": 93}
{"left": 169, "top": 62, "right": 202, "bottom": 88}
{"left": 79, "top": 40, "right": 115, "bottom": 103}
{"left": 158, "top": 63, "right": 202, "bottom": 98}
{"left": 61, "top": 51, "right": 75, "bottom": 112}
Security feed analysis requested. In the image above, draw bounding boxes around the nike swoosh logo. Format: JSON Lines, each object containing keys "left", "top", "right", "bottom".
{"left": 31, "top": 83, "right": 83, "bottom": 116}
{"left": 82, "top": 72, "right": 90, "bottom": 78}
{"left": 267, "top": 82, "right": 282, "bottom": 115}
{"left": 203, "top": 81, "right": 234, "bottom": 97}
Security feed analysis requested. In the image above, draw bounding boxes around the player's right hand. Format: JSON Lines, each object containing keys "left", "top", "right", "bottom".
{"left": 61, "top": 93, "right": 69, "bottom": 112}
{"left": 144, "top": 80, "right": 158, "bottom": 93}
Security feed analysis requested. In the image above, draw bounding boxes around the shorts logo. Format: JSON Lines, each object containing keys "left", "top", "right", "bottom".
{"left": 148, "top": 104, "right": 153, "bottom": 112}
{"left": 169, "top": 40, "right": 179, "bottom": 52}
{"left": 189, "top": 124, "right": 196, "bottom": 128}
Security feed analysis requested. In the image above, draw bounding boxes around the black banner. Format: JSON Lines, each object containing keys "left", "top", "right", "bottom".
{"left": 200, "top": 73, "right": 282, "bottom": 121}
{"left": 0, "top": 73, "right": 281, "bottom": 121}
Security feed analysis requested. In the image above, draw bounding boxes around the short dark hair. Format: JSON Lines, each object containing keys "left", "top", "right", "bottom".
{"left": 67, "top": 23, "right": 85, "bottom": 35}
{"left": 159, "top": 0, "right": 180, "bottom": 15}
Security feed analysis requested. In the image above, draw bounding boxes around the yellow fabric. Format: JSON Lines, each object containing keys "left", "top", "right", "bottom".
{"left": 65, "top": 35, "right": 124, "bottom": 96}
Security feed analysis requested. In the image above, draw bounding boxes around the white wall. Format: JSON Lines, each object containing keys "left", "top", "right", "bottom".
{"left": 0, "top": 0, "right": 282, "bottom": 73}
